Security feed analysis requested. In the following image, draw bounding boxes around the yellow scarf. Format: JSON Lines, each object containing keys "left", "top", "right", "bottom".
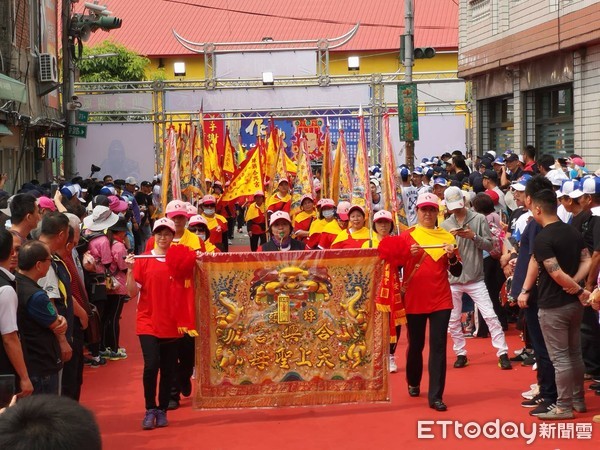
{"left": 410, "top": 225, "right": 455, "bottom": 261}
{"left": 293, "top": 210, "right": 316, "bottom": 226}
{"left": 245, "top": 202, "right": 265, "bottom": 222}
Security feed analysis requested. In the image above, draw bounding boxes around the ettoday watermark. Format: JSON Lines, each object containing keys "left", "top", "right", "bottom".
{"left": 417, "top": 420, "right": 593, "bottom": 444}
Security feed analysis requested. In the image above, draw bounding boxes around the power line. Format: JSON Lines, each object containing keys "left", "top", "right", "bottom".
{"left": 162, "top": 0, "right": 458, "bottom": 30}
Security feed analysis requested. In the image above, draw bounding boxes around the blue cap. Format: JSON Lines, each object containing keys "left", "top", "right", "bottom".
{"left": 581, "top": 176, "right": 600, "bottom": 195}
{"left": 493, "top": 157, "right": 505, "bottom": 165}
{"left": 433, "top": 177, "right": 448, "bottom": 186}
{"left": 511, "top": 174, "right": 532, "bottom": 192}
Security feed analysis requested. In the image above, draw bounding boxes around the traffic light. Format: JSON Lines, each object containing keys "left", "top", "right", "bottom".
{"left": 414, "top": 47, "right": 436, "bottom": 59}
{"left": 69, "top": 3, "right": 122, "bottom": 41}
{"left": 70, "top": 14, "right": 122, "bottom": 40}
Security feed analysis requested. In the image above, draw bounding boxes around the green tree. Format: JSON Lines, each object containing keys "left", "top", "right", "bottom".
{"left": 77, "top": 41, "right": 149, "bottom": 82}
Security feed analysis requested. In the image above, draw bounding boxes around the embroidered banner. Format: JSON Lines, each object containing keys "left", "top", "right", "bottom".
{"left": 194, "top": 249, "right": 388, "bottom": 408}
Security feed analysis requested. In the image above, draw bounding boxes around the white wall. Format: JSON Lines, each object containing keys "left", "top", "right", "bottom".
{"left": 75, "top": 123, "right": 156, "bottom": 182}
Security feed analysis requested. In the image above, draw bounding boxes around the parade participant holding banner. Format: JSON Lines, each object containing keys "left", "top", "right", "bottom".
{"left": 307, "top": 199, "right": 336, "bottom": 249}
{"left": 266, "top": 179, "right": 292, "bottom": 216}
{"left": 331, "top": 205, "right": 370, "bottom": 249}
{"left": 318, "top": 201, "right": 350, "bottom": 249}
{"left": 378, "top": 193, "right": 461, "bottom": 412}
{"left": 259, "top": 211, "right": 307, "bottom": 252}
{"left": 126, "top": 218, "right": 180, "bottom": 430}
{"left": 244, "top": 191, "right": 267, "bottom": 252}
{"left": 292, "top": 195, "right": 317, "bottom": 243}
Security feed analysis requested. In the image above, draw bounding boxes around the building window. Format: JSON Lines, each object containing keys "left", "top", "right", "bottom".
{"left": 534, "top": 84, "right": 574, "bottom": 156}
{"left": 486, "top": 96, "right": 514, "bottom": 154}
{"left": 469, "top": 0, "right": 492, "bottom": 23}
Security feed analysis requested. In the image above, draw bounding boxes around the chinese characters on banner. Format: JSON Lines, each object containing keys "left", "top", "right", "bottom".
{"left": 398, "top": 83, "right": 420, "bottom": 141}
{"left": 239, "top": 111, "right": 370, "bottom": 169}
{"left": 194, "top": 249, "right": 388, "bottom": 408}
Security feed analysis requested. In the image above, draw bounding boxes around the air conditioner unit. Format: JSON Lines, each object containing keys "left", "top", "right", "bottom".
{"left": 38, "top": 53, "right": 58, "bottom": 83}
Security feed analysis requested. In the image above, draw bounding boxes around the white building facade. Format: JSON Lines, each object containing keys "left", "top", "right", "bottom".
{"left": 459, "top": 0, "right": 600, "bottom": 169}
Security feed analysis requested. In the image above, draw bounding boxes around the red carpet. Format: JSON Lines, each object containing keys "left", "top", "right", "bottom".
{"left": 81, "top": 253, "right": 600, "bottom": 449}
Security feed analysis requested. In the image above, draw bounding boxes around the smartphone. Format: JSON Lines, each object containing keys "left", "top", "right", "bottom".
{"left": 0, "top": 374, "right": 15, "bottom": 408}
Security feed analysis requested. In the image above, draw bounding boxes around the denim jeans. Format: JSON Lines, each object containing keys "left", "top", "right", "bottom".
{"left": 538, "top": 301, "right": 585, "bottom": 410}
{"left": 30, "top": 372, "right": 59, "bottom": 395}
{"left": 525, "top": 301, "right": 557, "bottom": 402}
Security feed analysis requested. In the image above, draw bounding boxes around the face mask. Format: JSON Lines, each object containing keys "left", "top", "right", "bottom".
{"left": 204, "top": 208, "right": 215, "bottom": 215}
{"left": 198, "top": 233, "right": 207, "bottom": 241}
{"left": 118, "top": 212, "right": 125, "bottom": 219}
{"left": 323, "top": 210, "right": 335, "bottom": 219}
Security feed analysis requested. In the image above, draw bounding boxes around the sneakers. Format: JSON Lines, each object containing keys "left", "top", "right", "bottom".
{"left": 521, "top": 384, "right": 539, "bottom": 400}
{"left": 408, "top": 385, "right": 420, "bottom": 397}
{"left": 108, "top": 349, "right": 128, "bottom": 360}
{"left": 498, "top": 353, "right": 512, "bottom": 370}
{"left": 100, "top": 347, "right": 128, "bottom": 360}
{"left": 521, "top": 355, "right": 536, "bottom": 366}
{"left": 155, "top": 409, "right": 168, "bottom": 427}
{"left": 389, "top": 355, "right": 398, "bottom": 373}
{"left": 536, "top": 407, "right": 574, "bottom": 420}
{"left": 453, "top": 355, "right": 468, "bottom": 369}
{"left": 84, "top": 356, "right": 107, "bottom": 368}
{"left": 142, "top": 409, "right": 156, "bottom": 430}
{"left": 521, "top": 393, "right": 545, "bottom": 408}
{"left": 510, "top": 348, "right": 531, "bottom": 362}
{"left": 530, "top": 400, "right": 557, "bottom": 417}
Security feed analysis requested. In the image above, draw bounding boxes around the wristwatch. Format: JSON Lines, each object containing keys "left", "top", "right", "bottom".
{"left": 576, "top": 287, "right": 585, "bottom": 297}
{"left": 520, "top": 288, "right": 530, "bottom": 294}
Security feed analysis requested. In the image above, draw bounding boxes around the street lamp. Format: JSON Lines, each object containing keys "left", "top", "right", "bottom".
{"left": 348, "top": 56, "right": 360, "bottom": 71}
{"left": 174, "top": 62, "right": 186, "bottom": 77}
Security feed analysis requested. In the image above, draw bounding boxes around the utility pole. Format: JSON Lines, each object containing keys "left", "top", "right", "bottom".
{"left": 62, "top": 0, "right": 76, "bottom": 179}
{"left": 404, "top": 0, "right": 415, "bottom": 170}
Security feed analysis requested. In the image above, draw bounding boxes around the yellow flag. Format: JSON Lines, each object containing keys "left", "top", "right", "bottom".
{"left": 271, "top": 143, "right": 289, "bottom": 196}
{"left": 321, "top": 126, "right": 332, "bottom": 199}
{"left": 265, "top": 126, "right": 279, "bottom": 187}
{"left": 221, "top": 148, "right": 263, "bottom": 202}
{"left": 223, "top": 128, "right": 236, "bottom": 175}
{"left": 351, "top": 115, "right": 372, "bottom": 219}
{"left": 331, "top": 129, "right": 352, "bottom": 203}
{"left": 290, "top": 135, "right": 314, "bottom": 217}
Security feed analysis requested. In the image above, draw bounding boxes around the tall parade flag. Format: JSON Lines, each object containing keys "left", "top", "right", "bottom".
{"left": 271, "top": 139, "right": 290, "bottom": 195}
{"left": 178, "top": 124, "right": 191, "bottom": 190}
{"left": 321, "top": 122, "right": 332, "bottom": 199}
{"left": 220, "top": 148, "right": 263, "bottom": 202}
{"left": 236, "top": 140, "right": 246, "bottom": 166}
{"left": 290, "top": 134, "right": 314, "bottom": 217}
{"left": 160, "top": 125, "right": 182, "bottom": 216}
{"left": 169, "top": 125, "right": 182, "bottom": 200}
{"left": 223, "top": 127, "right": 236, "bottom": 177}
{"left": 281, "top": 131, "right": 297, "bottom": 175}
{"left": 351, "top": 109, "right": 372, "bottom": 219}
{"left": 193, "top": 117, "right": 205, "bottom": 195}
{"left": 265, "top": 121, "right": 279, "bottom": 189}
{"left": 331, "top": 127, "right": 352, "bottom": 203}
{"left": 382, "top": 113, "right": 407, "bottom": 231}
